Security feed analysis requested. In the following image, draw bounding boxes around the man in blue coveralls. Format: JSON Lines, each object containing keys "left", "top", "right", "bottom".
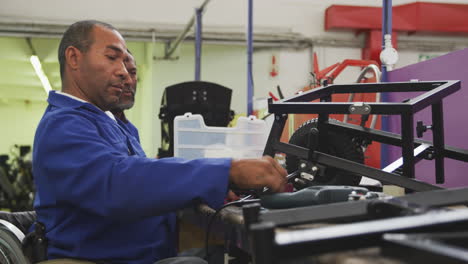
{"left": 32, "top": 20, "right": 287, "bottom": 264}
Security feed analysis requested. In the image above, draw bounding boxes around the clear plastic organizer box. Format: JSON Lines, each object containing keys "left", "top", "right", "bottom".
{"left": 174, "top": 113, "right": 269, "bottom": 159}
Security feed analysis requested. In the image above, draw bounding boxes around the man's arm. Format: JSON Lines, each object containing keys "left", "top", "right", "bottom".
{"left": 34, "top": 112, "right": 231, "bottom": 220}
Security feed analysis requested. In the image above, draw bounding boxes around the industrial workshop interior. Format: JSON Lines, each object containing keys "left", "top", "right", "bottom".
{"left": 3, "top": 0, "right": 468, "bottom": 263}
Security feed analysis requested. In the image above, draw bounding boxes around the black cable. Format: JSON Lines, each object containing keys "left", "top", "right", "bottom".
{"left": 203, "top": 172, "right": 298, "bottom": 260}
{"left": 203, "top": 198, "right": 260, "bottom": 261}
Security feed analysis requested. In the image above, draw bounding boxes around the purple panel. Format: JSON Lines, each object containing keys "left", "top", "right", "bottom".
{"left": 387, "top": 48, "right": 468, "bottom": 187}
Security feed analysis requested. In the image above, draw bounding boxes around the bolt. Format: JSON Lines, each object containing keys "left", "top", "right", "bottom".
{"left": 300, "top": 163, "right": 307, "bottom": 168}
{"left": 300, "top": 172, "right": 314, "bottom": 181}
{"left": 350, "top": 107, "right": 356, "bottom": 112}
{"left": 193, "top": 91, "right": 197, "bottom": 95}
{"left": 311, "top": 166, "right": 318, "bottom": 172}
{"left": 364, "top": 107, "right": 369, "bottom": 111}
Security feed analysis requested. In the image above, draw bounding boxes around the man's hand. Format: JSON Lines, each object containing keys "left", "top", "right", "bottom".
{"left": 229, "top": 156, "right": 287, "bottom": 193}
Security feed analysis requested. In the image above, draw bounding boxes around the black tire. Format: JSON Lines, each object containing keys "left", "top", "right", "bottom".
{"left": 285, "top": 119, "right": 364, "bottom": 186}
{"left": 0, "top": 226, "right": 30, "bottom": 264}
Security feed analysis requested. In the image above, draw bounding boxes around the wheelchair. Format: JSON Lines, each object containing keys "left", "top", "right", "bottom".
{"left": 0, "top": 211, "right": 45, "bottom": 264}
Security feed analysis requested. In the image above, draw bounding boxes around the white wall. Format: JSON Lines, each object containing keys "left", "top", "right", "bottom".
{"left": 3, "top": 0, "right": 468, "bottom": 38}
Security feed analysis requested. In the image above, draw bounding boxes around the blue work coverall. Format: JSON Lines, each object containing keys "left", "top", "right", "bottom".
{"left": 116, "top": 115, "right": 140, "bottom": 143}
{"left": 32, "top": 91, "right": 230, "bottom": 264}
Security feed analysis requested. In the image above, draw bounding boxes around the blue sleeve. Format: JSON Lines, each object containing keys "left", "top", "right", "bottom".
{"left": 33, "top": 112, "right": 230, "bottom": 220}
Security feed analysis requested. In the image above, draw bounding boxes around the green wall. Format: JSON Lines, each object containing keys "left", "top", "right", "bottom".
{"left": 0, "top": 100, "right": 47, "bottom": 155}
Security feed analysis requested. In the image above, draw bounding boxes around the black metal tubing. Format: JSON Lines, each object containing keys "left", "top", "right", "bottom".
{"left": 324, "top": 120, "right": 468, "bottom": 162}
{"left": 249, "top": 222, "right": 275, "bottom": 264}
{"left": 283, "top": 81, "right": 454, "bottom": 103}
{"left": 272, "top": 141, "right": 440, "bottom": 191}
{"left": 259, "top": 187, "right": 468, "bottom": 227}
{"left": 268, "top": 102, "right": 412, "bottom": 115}
{"left": 432, "top": 102, "right": 445, "bottom": 183}
{"left": 265, "top": 80, "right": 462, "bottom": 182}
{"left": 410, "top": 81, "right": 461, "bottom": 113}
{"left": 254, "top": 209, "right": 468, "bottom": 264}
{"left": 383, "top": 232, "right": 468, "bottom": 264}
{"left": 262, "top": 112, "right": 287, "bottom": 157}
{"left": 250, "top": 81, "right": 467, "bottom": 263}
{"left": 401, "top": 112, "right": 415, "bottom": 178}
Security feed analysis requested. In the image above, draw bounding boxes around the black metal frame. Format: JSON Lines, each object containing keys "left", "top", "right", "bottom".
{"left": 241, "top": 80, "right": 468, "bottom": 263}
{"left": 243, "top": 187, "right": 468, "bottom": 264}
{"left": 248, "top": 209, "right": 468, "bottom": 264}
{"left": 256, "top": 187, "right": 468, "bottom": 227}
{"left": 382, "top": 232, "right": 468, "bottom": 264}
{"left": 264, "top": 80, "right": 465, "bottom": 188}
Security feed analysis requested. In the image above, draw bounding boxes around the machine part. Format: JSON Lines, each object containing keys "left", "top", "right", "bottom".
{"left": 416, "top": 121, "right": 432, "bottom": 138}
{"left": 300, "top": 172, "right": 314, "bottom": 181}
{"left": 380, "top": 34, "right": 399, "bottom": 71}
{"left": 286, "top": 119, "right": 364, "bottom": 186}
{"left": 260, "top": 185, "right": 369, "bottom": 209}
{"left": 348, "top": 190, "right": 379, "bottom": 201}
{"left": 366, "top": 198, "right": 428, "bottom": 219}
{"left": 259, "top": 187, "right": 468, "bottom": 228}
{"left": 348, "top": 102, "right": 372, "bottom": 115}
{"left": 249, "top": 188, "right": 468, "bottom": 264}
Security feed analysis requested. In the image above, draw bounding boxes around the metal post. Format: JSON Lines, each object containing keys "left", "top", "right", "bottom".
{"left": 432, "top": 102, "right": 445, "bottom": 183}
{"left": 164, "top": 0, "right": 212, "bottom": 59}
{"left": 250, "top": 222, "right": 276, "bottom": 264}
{"left": 401, "top": 112, "right": 415, "bottom": 178}
{"left": 242, "top": 203, "right": 261, "bottom": 230}
{"left": 318, "top": 95, "right": 331, "bottom": 153}
{"left": 380, "top": 0, "right": 392, "bottom": 168}
{"left": 263, "top": 112, "right": 287, "bottom": 157}
{"left": 247, "top": 0, "right": 254, "bottom": 115}
{"left": 381, "top": 0, "right": 392, "bottom": 82}
{"left": 195, "top": 8, "right": 203, "bottom": 81}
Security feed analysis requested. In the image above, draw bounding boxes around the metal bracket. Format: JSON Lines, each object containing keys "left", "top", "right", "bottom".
{"left": 349, "top": 102, "right": 371, "bottom": 115}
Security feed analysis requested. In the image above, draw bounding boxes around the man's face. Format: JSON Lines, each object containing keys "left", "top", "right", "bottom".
{"left": 75, "top": 25, "right": 130, "bottom": 111}
{"left": 117, "top": 54, "right": 137, "bottom": 110}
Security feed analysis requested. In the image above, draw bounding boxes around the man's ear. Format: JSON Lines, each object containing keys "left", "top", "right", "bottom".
{"left": 65, "top": 46, "right": 82, "bottom": 71}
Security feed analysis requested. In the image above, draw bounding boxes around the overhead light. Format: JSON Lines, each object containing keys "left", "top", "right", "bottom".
{"left": 30, "top": 55, "right": 52, "bottom": 94}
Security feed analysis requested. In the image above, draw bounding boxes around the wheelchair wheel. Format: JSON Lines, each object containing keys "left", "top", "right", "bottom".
{"left": 0, "top": 226, "right": 30, "bottom": 264}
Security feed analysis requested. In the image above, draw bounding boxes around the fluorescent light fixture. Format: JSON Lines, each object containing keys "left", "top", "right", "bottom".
{"left": 30, "top": 55, "right": 52, "bottom": 94}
